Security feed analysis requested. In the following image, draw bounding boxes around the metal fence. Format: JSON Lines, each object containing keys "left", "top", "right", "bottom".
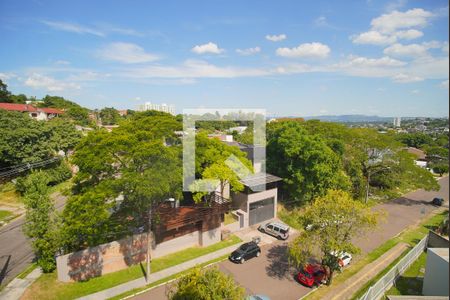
{"left": 359, "top": 235, "right": 428, "bottom": 300}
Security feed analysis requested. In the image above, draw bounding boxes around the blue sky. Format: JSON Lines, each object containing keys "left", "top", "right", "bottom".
{"left": 0, "top": 0, "right": 448, "bottom": 117}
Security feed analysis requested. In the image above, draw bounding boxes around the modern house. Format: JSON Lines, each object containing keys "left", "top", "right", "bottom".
{"left": 0, "top": 102, "right": 63, "bottom": 120}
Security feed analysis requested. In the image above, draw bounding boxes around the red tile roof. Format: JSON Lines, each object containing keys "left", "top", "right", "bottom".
{"left": 0, "top": 103, "right": 38, "bottom": 112}
{"left": 0, "top": 103, "right": 64, "bottom": 115}
{"left": 40, "top": 107, "right": 64, "bottom": 114}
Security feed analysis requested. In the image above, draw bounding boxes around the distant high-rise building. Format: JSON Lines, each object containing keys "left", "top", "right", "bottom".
{"left": 138, "top": 102, "right": 175, "bottom": 115}
{"left": 393, "top": 117, "right": 401, "bottom": 127}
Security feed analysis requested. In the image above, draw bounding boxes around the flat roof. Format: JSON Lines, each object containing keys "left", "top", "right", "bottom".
{"left": 428, "top": 248, "right": 449, "bottom": 262}
{"left": 240, "top": 173, "right": 282, "bottom": 188}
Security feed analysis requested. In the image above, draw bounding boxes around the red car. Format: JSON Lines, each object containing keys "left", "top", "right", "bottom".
{"left": 297, "top": 264, "right": 327, "bottom": 287}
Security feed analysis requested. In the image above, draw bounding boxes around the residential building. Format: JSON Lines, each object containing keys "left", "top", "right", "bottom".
{"left": 422, "top": 248, "right": 449, "bottom": 296}
{"left": 0, "top": 102, "right": 63, "bottom": 121}
{"left": 403, "top": 147, "right": 428, "bottom": 168}
{"left": 137, "top": 102, "right": 175, "bottom": 115}
{"left": 393, "top": 117, "right": 401, "bottom": 127}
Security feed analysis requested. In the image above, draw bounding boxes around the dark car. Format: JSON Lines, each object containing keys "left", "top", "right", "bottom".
{"left": 229, "top": 242, "right": 261, "bottom": 264}
{"left": 297, "top": 264, "right": 327, "bottom": 287}
{"left": 432, "top": 197, "right": 444, "bottom": 206}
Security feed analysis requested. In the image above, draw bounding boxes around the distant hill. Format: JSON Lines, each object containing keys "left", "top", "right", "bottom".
{"left": 303, "top": 115, "right": 394, "bottom": 123}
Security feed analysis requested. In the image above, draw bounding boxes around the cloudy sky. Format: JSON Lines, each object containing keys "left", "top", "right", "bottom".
{"left": 0, "top": 0, "right": 448, "bottom": 117}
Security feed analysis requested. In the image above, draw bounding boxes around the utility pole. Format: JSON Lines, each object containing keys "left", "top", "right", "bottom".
{"left": 146, "top": 207, "right": 152, "bottom": 282}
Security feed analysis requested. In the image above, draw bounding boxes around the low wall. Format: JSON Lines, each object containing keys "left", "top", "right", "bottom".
{"left": 56, "top": 233, "right": 147, "bottom": 282}
{"left": 427, "top": 231, "right": 449, "bottom": 248}
{"left": 57, "top": 227, "right": 220, "bottom": 282}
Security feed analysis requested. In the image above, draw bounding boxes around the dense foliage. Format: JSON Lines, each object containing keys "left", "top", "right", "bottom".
{"left": 22, "top": 171, "right": 60, "bottom": 272}
{"left": 99, "top": 107, "right": 121, "bottom": 125}
{"left": 0, "top": 110, "right": 81, "bottom": 169}
{"left": 167, "top": 267, "right": 246, "bottom": 300}
{"left": 288, "top": 190, "right": 381, "bottom": 284}
{"left": 266, "top": 120, "right": 439, "bottom": 204}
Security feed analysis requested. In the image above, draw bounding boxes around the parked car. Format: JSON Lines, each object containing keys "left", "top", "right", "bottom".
{"left": 297, "top": 264, "right": 327, "bottom": 287}
{"left": 330, "top": 251, "right": 352, "bottom": 268}
{"left": 229, "top": 241, "right": 261, "bottom": 264}
{"left": 258, "top": 222, "right": 290, "bottom": 240}
{"left": 432, "top": 197, "right": 444, "bottom": 206}
{"left": 246, "top": 295, "right": 270, "bottom": 300}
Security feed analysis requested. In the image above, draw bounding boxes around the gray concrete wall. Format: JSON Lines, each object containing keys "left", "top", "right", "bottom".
{"left": 200, "top": 228, "right": 221, "bottom": 247}
{"left": 422, "top": 248, "right": 449, "bottom": 296}
{"left": 427, "top": 231, "right": 450, "bottom": 248}
{"left": 247, "top": 188, "right": 278, "bottom": 219}
{"left": 152, "top": 231, "right": 199, "bottom": 259}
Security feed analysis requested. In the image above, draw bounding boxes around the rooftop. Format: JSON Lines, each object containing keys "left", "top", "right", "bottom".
{"left": 240, "top": 173, "right": 282, "bottom": 188}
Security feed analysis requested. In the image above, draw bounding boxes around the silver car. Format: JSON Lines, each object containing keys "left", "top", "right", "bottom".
{"left": 258, "top": 222, "right": 289, "bottom": 240}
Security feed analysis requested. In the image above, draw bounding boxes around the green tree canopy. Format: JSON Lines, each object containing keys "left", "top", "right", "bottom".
{"left": 63, "top": 113, "right": 183, "bottom": 251}
{"left": 267, "top": 121, "right": 350, "bottom": 204}
{"left": 167, "top": 267, "right": 246, "bottom": 300}
{"left": 289, "top": 190, "right": 382, "bottom": 284}
{"left": 100, "top": 107, "right": 121, "bottom": 125}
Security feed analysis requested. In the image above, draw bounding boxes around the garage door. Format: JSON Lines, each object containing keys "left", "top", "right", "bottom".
{"left": 249, "top": 197, "right": 274, "bottom": 226}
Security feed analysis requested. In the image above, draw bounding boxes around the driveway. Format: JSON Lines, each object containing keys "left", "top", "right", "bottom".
{"left": 132, "top": 177, "right": 449, "bottom": 300}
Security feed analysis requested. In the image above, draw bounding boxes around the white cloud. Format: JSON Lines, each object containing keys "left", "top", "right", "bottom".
{"left": 343, "top": 55, "right": 406, "bottom": 67}
{"left": 314, "top": 16, "right": 328, "bottom": 27}
{"left": 442, "top": 42, "right": 449, "bottom": 54}
{"left": 121, "top": 59, "right": 269, "bottom": 79}
{"left": 236, "top": 47, "right": 261, "bottom": 55}
{"left": 55, "top": 60, "right": 71, "bottom": 65}
{"left": 191, "top": 42, "right": 224, "bottom": 54}
{"left": 276, "top": 42, "right": 330, "bottom": 58}
{"left": 351, "top": 30, "right": 397, "bottom": 45}
{"left": 411, "top": 89, "right": 420, "bottom": 94}
{"left": 384, "top": 41, "right": 443, "bottom": 57}
{"left": 265, "top": 34, "right": 287, "bottom": 42}
{"left": 385, "top": 0, "right": 408, "bottom": 12}
{"left": 394, "top": 29, "right": 424, "bottom": 40}
{"left": 98, "top": 42, "right": 159, "bottom": 63}
{"left": 24, "top": 73, "right": 80, "bottom": 91}
{"left": 0, "top": 72, "right": 17, "bottom": 81}
{"left": 41, "top": 20, "right": 105, "bottom": 37}
{"left": 440, "top": 79, "right": 449, "bottom": 89}
{"left": 41, "top": 20, "right": 145, "bottom": 38}
{"left": 371, "top": 8, "right": 434, "bottom": 34}
{"left": 392, "top": 73, "right": 424, "bottom": 83}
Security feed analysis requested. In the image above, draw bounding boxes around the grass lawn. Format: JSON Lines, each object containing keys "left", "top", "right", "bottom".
{"left": 0, "top": 210, "right": 13, "bottom": 222}
{"left": 277, "top": 204, "right": 303, "bottom": 230}
{"left": 0, "top": 183, "right": 22, "bottom": 206}
{"left": 21, "top": 235, "right": 241, "bottom": 300}
{"left": 223, "top": 212, "right": 237, "bottom": 225}
{"left": 386, "top": 252, "right": 427, "bottom": 296}
{"left": 304, "top": 209, "right": 448, "bottom": 300}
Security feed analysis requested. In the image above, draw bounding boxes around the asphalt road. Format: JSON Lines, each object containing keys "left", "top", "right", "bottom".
{"left": 132, "top": 176, "right": 449, "bottom": 300}
{"left": 0, "top": 193, "right": 66, "bottom": 287}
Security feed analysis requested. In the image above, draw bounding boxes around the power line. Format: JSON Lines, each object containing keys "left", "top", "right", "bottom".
{"left": 0, "top": 157, "right": 61, "bottom": 179}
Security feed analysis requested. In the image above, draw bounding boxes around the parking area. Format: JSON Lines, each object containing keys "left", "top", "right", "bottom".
{"left": 132, "top": 177, "right": 448, "bottom": 300}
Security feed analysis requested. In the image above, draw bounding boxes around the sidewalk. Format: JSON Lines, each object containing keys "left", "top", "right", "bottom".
{"left": 320, "top": 242, "right": 409, "bottom": 300}
{"left": 77, "top": 242, "right": 244, "bottom": 300}
{"left": 0, "top": 267, "right": 42, "bottom": 300}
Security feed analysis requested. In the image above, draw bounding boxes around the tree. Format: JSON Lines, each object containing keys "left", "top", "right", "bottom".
{"left": 22, "top": 171, "right": 60, "bottom": 272}
{"left": 432, "top": 163, "right": 449, "bottom": 176}
{"left": 100, "top": 107, "right": 120, "bottom": 125}
{"left": 0, "top": 79, "right": 12, "bottom": 102}
{"left": 63, "top": 113, "right": 183, "bottom": 255}
{"left": 0, "top": 109, "right": 81, "bottom": 169}
{"left": 288, "top": 190, "right": 382, "bottom": 284}
{"left": 267, "top": 121, "right": 350, "bottom": 204}
{"left": 191, "top": 132, "right": 252, "bottom": 202}
{"left": 167, "top": 267, "right": 246, "bottom": 300}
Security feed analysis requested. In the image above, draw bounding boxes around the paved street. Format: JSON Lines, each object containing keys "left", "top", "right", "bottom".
{"left": 0, "top": 193, "right": 66, "bottom": 287}
{"left": 132, "top": 177, "right": 448, "bottom": 300}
